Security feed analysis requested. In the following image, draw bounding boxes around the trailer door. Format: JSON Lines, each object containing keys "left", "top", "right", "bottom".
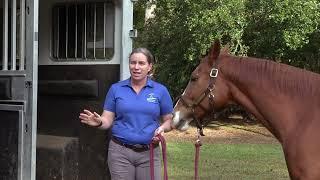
{"left": 0, "top": 0, "right": 38, "bottom": 180}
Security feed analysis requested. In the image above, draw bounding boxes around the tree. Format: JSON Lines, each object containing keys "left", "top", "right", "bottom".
{"left": 243, "top": 0, "right": 320, "bottom": 72}
{"left": 134, "top": 0, "right": 320, "bottom": 97}
{"left": 135, "top": 0, "right": 249, "bottom": 97}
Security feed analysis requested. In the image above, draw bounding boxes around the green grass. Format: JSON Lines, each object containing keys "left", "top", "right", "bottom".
{"left": 164, "top": 142, "right": 289, "bottom": 180}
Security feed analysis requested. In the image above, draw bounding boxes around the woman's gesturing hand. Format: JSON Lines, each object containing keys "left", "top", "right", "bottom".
{"left": 79, "top": 109, "right": 103, "bottom": 127}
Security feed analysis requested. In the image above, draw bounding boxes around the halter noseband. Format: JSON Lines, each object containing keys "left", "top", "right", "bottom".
{"left": 178, "top": 67, "right": 219, "bottom": 136}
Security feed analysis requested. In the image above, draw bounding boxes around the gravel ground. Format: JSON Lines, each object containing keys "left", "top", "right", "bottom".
{"left": 165, "top": 121, "right": 279, "bottom": 144}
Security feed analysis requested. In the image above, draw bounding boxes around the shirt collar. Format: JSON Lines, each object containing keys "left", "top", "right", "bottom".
{"left": 121, "top": 77, "right": 154, "bottom": 88}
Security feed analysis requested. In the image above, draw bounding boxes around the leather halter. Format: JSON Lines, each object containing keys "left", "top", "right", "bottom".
{"left": 178, "top": 67, "right": 219, "bottom": 136}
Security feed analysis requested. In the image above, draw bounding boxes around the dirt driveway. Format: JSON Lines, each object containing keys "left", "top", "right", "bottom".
{"left": 165, "top": 121, "right": 279, "bottom": 144}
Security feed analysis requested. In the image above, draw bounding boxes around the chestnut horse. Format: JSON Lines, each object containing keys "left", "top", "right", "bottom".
{"left": 172, "top": 40, "right": 320, "bottom": 180}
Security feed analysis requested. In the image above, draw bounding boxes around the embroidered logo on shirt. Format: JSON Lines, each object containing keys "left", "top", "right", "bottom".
{"left": 147, "top": 93, "right": 158, "bottom": 103}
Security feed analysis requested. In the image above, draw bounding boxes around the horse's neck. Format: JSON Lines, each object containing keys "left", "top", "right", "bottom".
{"left": 220, "top": 57, "right": 295, "bottom": 142}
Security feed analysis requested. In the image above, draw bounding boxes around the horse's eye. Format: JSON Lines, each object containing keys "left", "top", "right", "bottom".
{"left": 190, "top": 76, "right": 198, "bottom": 82}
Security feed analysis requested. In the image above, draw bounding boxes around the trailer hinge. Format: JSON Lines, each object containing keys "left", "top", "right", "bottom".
{"left": 25, "top": 81, "right": 32, "bottom": 88}
{"left": 129, "top": 29, "right": 138, "bottom": 38}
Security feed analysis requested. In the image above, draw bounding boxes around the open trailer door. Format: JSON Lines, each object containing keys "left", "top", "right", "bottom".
{"left": 0, "top": 0, "right": 38, "bottom": 180}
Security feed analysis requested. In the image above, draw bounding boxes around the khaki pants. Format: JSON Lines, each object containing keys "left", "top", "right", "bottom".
{"left": 108, "top": 139, "right": 161, "bottom": 180}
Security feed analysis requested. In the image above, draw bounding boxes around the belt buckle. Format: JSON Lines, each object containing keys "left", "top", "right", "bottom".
{"left": 134, "top": 144, "right": 146, "bottom": 148}
{"left": 132, "top": 144, "right": 149, "bottom": 151}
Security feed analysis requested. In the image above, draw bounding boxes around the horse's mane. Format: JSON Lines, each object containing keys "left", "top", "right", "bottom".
{"left": 221, "top": 54, "right": 320, "bottom": 98}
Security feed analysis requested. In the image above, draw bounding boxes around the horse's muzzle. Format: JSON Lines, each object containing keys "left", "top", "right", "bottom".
{"left": 172, "top": 111, "right": 191, "bottom": 131}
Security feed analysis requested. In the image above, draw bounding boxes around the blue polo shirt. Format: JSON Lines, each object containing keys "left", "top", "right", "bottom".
{"left": 104, "top": 78, "right": 173, "bottom": 145}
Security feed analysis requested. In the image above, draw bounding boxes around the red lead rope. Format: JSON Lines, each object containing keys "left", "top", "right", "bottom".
{"left": 194, "top": 139, "right": 202, "bottom": 180}
{"left": 150, "top": 134, "right": 202, "bottom": 180}
{"left": 150, "top": 134, "right": 168, "bottom": 180}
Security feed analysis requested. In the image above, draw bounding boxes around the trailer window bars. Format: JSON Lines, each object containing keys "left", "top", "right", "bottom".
{"left": 51, "top": 2, "right": 115, "bottom": 61}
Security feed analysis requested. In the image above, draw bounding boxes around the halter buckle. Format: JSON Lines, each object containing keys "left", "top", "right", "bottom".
{"left": 210, "top": 68, "right": 218, "bottom": 78}
{"left": 197, "top": 126, "right": 205, "bottom": 136}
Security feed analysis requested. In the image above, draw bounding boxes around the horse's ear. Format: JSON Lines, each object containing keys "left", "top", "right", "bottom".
{"left": 208, "top": 39, "right": 221, "bottom": 67}
{"left": 221, "top": 44, "right": 230, "bottom": 54}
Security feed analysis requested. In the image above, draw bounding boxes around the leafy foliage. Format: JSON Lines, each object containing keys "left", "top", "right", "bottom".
{"left": 134, "top": 0, "right": 320, "bottom": 98}
{"left": 243, "top": 0, "right": 320, "bottom": 65}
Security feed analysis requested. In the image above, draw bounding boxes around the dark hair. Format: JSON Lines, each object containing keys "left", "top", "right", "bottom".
{"left": 129, "top": 48, "right": 154, "bottom": 64}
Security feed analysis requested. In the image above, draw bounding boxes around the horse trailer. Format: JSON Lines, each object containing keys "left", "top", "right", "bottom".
{"left": 0, "top": 0, "right": 134, "bottom": 179}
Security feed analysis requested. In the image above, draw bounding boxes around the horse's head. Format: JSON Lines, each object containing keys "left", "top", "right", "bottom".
{"left": 172, "top": 40, "right": 231, "bottom": 131}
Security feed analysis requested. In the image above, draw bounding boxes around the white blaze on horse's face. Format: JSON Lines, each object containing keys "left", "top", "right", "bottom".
{"left": 172, "top": 90, "right": 193, "bottom": 131}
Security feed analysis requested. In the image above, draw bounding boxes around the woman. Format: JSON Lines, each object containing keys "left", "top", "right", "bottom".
{"left": 79, "top": 48, "right": 173, "bottom": 180}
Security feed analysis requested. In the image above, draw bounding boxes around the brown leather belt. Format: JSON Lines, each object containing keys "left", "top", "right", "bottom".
{"left": 111, "top": 137, "right": 158, "bottom": 152}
